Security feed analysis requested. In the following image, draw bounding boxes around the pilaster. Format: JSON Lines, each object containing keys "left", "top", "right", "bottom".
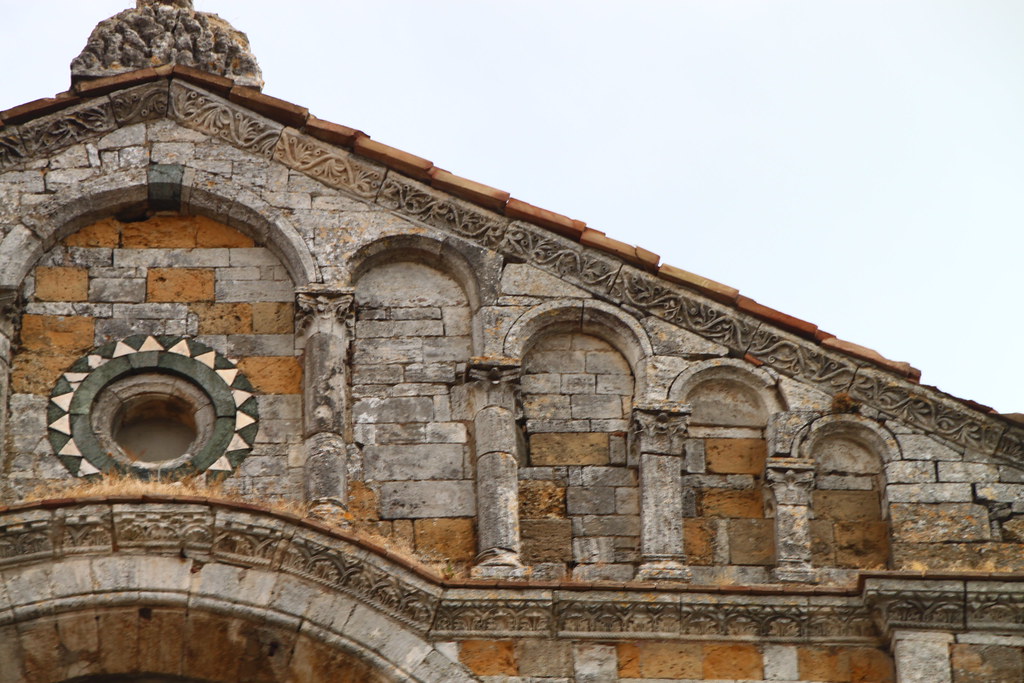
{"left": 766, "top": 458, "right": 816, "bottom": 583}
{"left": 631, "top": 401, "right": 691, "bottom": 581}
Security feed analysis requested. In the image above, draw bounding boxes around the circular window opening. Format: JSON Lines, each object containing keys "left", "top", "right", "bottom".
{"left": 114, "top": 394, "right": 198, "bottom": 463}
{"left": 91, "top": 373, "right": 216, "bottom": 467}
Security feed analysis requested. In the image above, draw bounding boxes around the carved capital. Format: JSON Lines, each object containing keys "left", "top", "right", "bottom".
{"left": 631, "top": 401, "right": 691, "bottom": 455}
{"left": 295, "top": 287, "right": 354, "bottom": 341}
{"left": 766, "top": 458, "right": 816, "bottom": 506}
{"left": 467, "top": 357, "right": 522, "bottom": 411}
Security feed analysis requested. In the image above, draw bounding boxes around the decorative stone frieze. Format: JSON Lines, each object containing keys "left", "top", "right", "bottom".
{"left": 18, "top": 98, "right": 117, "bottom": 159}
{"left": 71, "top": 0, "right": 263, "bottom": 88}
{"left": 766, "top": 458, "right": 816, "bottom": 583}
{"left": 109, "top": 81, "right": 170, "bottom": 125}
{"left": 169, "top": 80, "right": 280, "bottom": 157}
{"left": 274, "top": 128, "right": 385, "bottom": 200}
{"left": 632, "top": 401, "right": 692, "bottom": 581}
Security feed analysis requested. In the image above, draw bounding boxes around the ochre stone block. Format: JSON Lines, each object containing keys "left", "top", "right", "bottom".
{"left": 12, "top": 352, "right": 76, "bottom": 394}
{"left": 683, "top": 518, "right": 716, "bottom": 565}
{"left": 147, "top": 268, "right": 215, "bottom": 302}
{"left": 252, "top": 302, "right": 295, "bottom": 334}
{"left": 702, "top": 643, "right": 763, "bottom": 680}
{"left": 413, "top": 517, "right": 476, "bottom": 562}
{"left": 34, "top": 266, "right": 89, "bottom": 302}
{"left": 459, "top": 640, "right": 518, "bottom": 676}
{"left": 123, "top": 215, "right": 200, "bottom": 248}
{"left": 705, "top": 438, "right": 767, "bottom": 474}
{"left": 617, "top": 641, "right": 701, "bottom": 678}
{"left": 519, "top": 480, "right": 566, "bottom": 519}
{"left": 237, "top": 356, "right": 302, "bottom": 394}
{"left": 20, "top": 314, "right": 95, "bottom": 353}
{"left": 193, "top": 302, "right": 253, "bottom": 334}
{"left": 17, "top": 616, "right": 64, "bottom": 682}
{"left": 347, "top": 481, "right": 380, "bottom": 520}
{"left": 951, "top": 644, "right": 1023, "bottom": 683}
{"left": 849, "top": 647, "right": 895, "bottom": 683}
{"left": 798, "top": 646, "right": 851, "bottom": 682}
{"left": 521, "top": 518, "right": 572, "bottom": 563}
{"left": 811, "top": 519, "right": 836, "bottom": 566}
{"left": 63, "top": 218, "right": 122, "bottom": 247}
{"left": 702, "top": 488, "right": 764, "bottom": 518}
{"left": 891, "top": 502, "right": 991, "bottom": 543}
{"left": 728, "top": 519, "right": 775, "bottom": 565}
{"left": 813, "top": 490, "right": 881, "bottom": 522}
{"left": 894, "top": 542, "right": 1024, "bottom": 572}
{"left": 95, "top": 608, "right": 138, "bottom": 674}
{"left": 194, "top": 216, "right": 255, "bottom": 247}
{"left": 530, "top": 432, "right": 609, "bottom": 466}
{"left": 834, "top": 521, "right": 890, "bottom": 569}
{"left": 138, "top": 608, "right": 186, "bottom": 676}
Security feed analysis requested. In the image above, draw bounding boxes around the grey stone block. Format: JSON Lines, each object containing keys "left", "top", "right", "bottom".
{"left": 353, "top": 397, "right": 435, "bottom": 424}
{"left": 364, "top": 444, "right": 465, "bottom": 481}
{"left": 379, "top": 481, "right": 475, "bottom": 518}
{"left": 566, "top": 486, "right": 616, "bottom": 515}
{"left": 89, "top": 277, "right": 146, "bottom": 303}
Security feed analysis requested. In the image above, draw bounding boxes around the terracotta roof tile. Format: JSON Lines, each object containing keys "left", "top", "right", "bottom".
{"left": 228, "top": 85, "right": 309, "bottom": 128}
{"left": 73, "top": 68, "right": 164, "bottom": 97}
{"left": 354, "top": 134, "right": 433, "bottom": 180}
{"left": 822, "top": 337, "right": 920, "bottom": 379}
{"left": 1, "top": 93, "right": 81, "bottom": 125}
{"left": 171, "top": 65, "right": 235, "bottom": 96}
{"left": 428, "top": 168, "right": 510, "bottom": 212}
{"left": 305, "top": 116, "right": 361, "bottom": 148}
{"left": 658, "top": 263, "right": 739, "bottom": 304}
{"left": 506, "top": 198, "right": 583, "bottom": 239}
{"left": 634, "top": 246, "right": 661, "bottom": 273}
{"left": 580, "top": 228, "right": 636, "bottom": 263}
{"left": 737, "top": 296, "right": 818, "bottom": 339}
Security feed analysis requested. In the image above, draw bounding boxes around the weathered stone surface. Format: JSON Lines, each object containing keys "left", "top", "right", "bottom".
{"left": 705, "top": 437, "right": 767, "bottom": 474}
{"left": 530, "top": 433, "right": 609, "bottom": 466}
{"left": 891, "top": 503, "right": 991, "bottom": 543}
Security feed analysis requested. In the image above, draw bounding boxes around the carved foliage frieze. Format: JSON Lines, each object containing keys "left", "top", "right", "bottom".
{"left": 110, "top": 83, "right": 170, "bottom": 125}
{"left": 748, "top": 329, "right": 859, "bottom": 394}
{"left": 433, "top": 599, "right": 552, "bottom": 637}
{"left": 866, "top": 589, "right": 966, "bottom": 632}
{"left": 503, "top": 221, "right": 620, "bottom": 292}
{"left": 849, "top": 368, "right": 1005, "bottom": 456}
{"left": 0, "top": 127, "right": 27, "bottom": 170}
{"left": 275, "top": 129, "right": 384, "bottom": 199}
{"left": 169, "top": 81, "right": 280, "bottom": 157}
{"left": 19, "top": 100, "right": 117, "bottom": 158}
{"left": 612, "top": 269, "right": 756, "bottom": 350}
{"left": 377, "top": 175, "right": 509, "bottom": 248}
{"left": 557, "top": 598, "right": 682, "bottom": 638}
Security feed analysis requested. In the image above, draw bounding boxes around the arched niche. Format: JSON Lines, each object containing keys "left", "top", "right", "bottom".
{"left": 795, "top": 414, "right": 898, "bottom": 571}
{"left": 669, "top": 359, "right": 783, "bottom": 428}
{"left": 0, "top": 169, "right": 319, "bottom": 290}
{"left": 348, "top": 235, "right": 479, "bottom": 569}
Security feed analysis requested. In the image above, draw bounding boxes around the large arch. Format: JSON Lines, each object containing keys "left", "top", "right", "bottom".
{"left": 0, "top": 500, "right": 478, "bottom": 683}
{"left": 0, "top": 166, "right": 320, "bottom": 290}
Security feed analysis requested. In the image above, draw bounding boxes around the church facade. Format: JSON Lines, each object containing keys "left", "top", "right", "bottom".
{"left": 1, "top": 2, "right": 1023, "bottom": 681}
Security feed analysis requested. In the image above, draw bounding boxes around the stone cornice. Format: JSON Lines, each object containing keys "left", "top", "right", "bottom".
{"left": 0, "top": 496, "right": 882, "bottom": 644}
{"left": 2, "top": 75, "right": 1022, "bottom": 464}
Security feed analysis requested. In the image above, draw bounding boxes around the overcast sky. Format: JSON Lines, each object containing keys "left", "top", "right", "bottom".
{"left": 3, "top": 1, "right": 1023, "bottom": 413}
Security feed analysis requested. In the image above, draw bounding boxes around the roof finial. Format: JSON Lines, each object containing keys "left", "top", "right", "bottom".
{"left": 137, "top": 0, "right": 193, "bottom": 7}
{"left": 72, "top": 0, "right": 263, "bottom": 90}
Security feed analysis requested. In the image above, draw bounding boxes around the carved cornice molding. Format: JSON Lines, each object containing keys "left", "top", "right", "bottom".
{"left": 863, "top": 577, "right": 1024, "bottom": 637}
{"left": 3, "top": 84, "right": 1021, "bottom": 464}
{"left": 0, "top": 498, "right": 887, "bottom": 644}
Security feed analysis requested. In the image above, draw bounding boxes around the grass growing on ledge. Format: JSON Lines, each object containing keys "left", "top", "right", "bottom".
{"left": 21, "top": 472, "right": 469, "bottom": 579}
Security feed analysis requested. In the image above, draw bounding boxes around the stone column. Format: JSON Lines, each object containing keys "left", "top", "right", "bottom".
{"left": 632, "top": 401, "right": 691, "bottom": 581}
{"left": 467, "top": 358, "right": 526, "bottom": 578}
{"left": 766, "top": 458, "right": 816, "bottom": 583}
{"left": 892, "top": 631, "right": 953, "bottom": 683}
{"left": 295, "top": 286, "right": 354, "bottom": 517}
{"left": 0, "top": 289, "right": 16, "bottom": 502}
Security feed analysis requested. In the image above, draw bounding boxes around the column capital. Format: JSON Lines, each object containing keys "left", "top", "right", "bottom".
{"left": 466, "top": 356, "right": 521, "bottom": 384}
{"left": 766, "top": 458, "right": 816, "bottom": 506}
{"left": 0, "top": 287, "right": 20, "bottom": 338}
{"left": 295, "top": 286, "right": 354, "bottom": 340}
{"left": 631, "top": 401, "right": 691, "bottom": 455}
